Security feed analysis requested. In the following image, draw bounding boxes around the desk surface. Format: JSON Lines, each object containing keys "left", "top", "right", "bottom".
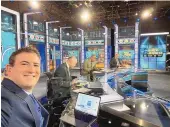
{"left": 60, "top": 69, "right": 170, "bottom": 127}
{"left": 102, "top": 98, "right": 170, "bottom": 127}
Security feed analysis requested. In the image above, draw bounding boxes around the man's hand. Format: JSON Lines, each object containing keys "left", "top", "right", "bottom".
{"left": 71, "top": 78, "right": 77, "bottom": 85}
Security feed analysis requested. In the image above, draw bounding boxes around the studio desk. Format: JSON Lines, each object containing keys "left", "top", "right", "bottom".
{"left": 59, "top": 68, "right": 170, "bottom": 127}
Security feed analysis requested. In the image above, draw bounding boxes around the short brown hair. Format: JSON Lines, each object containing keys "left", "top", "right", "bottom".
{"left": 9, "top": 46, "right": 41, "bottom": 66}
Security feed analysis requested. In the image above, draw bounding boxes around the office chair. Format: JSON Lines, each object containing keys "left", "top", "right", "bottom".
{"left": 46, "top": 77, "right": 71, "bottom": 127}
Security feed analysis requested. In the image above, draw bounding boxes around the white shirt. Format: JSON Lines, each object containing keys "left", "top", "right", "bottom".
{"left": 65, "top": 62, "right": 70, "bottom": 77}
{"left": 23, "top": 89, "right": 32, "bottom": 95}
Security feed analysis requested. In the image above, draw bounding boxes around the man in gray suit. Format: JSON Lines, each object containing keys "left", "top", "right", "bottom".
{"left": 53, "top": 56, "right": 77, "bottom": 97}
{"left": 1, "top": 47, "right": 49, "bottom": 127}
{"left": 54, "top": 56, "right": 77, "bottom": 82}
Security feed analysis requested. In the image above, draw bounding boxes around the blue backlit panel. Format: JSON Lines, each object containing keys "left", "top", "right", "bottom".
{"left": 139, "top": 35, "right": 166, "bottom": 70}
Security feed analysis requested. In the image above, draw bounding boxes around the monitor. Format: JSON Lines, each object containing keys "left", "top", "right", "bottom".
{"left": 75, "top": 93, "right": 100, "bottom": 116}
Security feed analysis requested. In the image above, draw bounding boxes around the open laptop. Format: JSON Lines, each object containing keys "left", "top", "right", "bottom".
{"left": 74, "top": 93, "right": 101, "bottom": 126}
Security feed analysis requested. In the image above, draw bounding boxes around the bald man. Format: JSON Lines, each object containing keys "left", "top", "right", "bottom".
{"left": 54, "top": 56, "right": 77, "bottom": 82}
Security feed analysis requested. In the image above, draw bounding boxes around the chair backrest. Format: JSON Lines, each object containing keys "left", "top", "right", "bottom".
{"left": 44, "top": 72, "right": 54, "bottom": 80}
{"left": 47, "top": 77, "right": 71, "bottom": 99}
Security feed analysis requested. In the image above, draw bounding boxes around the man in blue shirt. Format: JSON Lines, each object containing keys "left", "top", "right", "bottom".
{"left": 1, "top": 47, "right": 49, "bottom": 127}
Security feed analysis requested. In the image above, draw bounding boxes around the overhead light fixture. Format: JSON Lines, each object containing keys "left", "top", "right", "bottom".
{"left": 142, "top": 10, "right": 150, "bottom": 18}
{"left": 30, "top": 0, "right": 39, "bottom": 9}
{"left": 135, "top": 12, "right": 138, "bottom": 16}
{"left": 141, "top": 8, "right": 154, "bottom": 19}
{"left": 80, "top": 10, "right": 91, "bottom": 22}
{"left": 66, "top": 33, "right": 69, "bottom": 36}
{"left": 140, "top": 32, "right": 169, "bottom": 36}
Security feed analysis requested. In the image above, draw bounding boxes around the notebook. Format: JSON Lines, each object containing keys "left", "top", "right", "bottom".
{"left": 74, "top": 93, "right": 101, "bottom": 125}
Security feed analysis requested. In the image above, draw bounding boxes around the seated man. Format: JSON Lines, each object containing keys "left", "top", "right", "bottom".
{"left": 110, "top": 53, "right": 121, "bottom": 68}
{"left": 82, "top": 55, "right": 100, "bottom": 81}
{"left": 54, "top": 56, "right": 78, "bottom": 94}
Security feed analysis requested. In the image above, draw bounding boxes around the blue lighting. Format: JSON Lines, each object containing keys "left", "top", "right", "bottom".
{"left": 139, "top": 35, "right": 166, "bottom": 70}
{"left": 112, "top": 21, "right": 115, "bottom": 24}
{"left": 154, "top": 17, "right": 158, "bottom": 20}
{"left": 136, "top": 18, "right": 140, "bottom": 22}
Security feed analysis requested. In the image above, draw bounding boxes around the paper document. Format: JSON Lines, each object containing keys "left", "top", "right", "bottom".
{"left": 100, "top": 94, "right": 124, "bottom": 104}
{"left": 73, "top": 88, "right": 91, "bottom": 93}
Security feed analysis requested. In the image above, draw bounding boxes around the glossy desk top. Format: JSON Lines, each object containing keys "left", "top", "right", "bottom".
{"left": 101, "top": 97, "right": 170, "bottom": 127}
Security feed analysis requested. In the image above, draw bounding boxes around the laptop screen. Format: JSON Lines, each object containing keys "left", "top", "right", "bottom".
{"left": 75, "top": 93, "right": 100, "bottom": 116}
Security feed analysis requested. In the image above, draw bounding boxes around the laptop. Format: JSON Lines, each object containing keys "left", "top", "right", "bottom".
{"left": 74, "top": 93, "right": 101, "bottom": 126}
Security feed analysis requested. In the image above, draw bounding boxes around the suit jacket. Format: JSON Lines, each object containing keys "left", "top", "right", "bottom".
{"left": 82, "top": 59, "right": 98, "bottom": 75}
{"left": 54, "top": 63, "right": 72, "bottom": 82}
{"left": 1, "top": 78, "right": 49, "bottom": 127}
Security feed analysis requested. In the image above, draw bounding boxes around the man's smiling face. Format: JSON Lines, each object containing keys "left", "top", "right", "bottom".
{"left": 6, "top": 52, "right": 40, "bottom": 92}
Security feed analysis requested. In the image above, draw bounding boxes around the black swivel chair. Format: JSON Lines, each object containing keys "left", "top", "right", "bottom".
{"left": 45, "top": 76, "right": 71, "bottom": 127}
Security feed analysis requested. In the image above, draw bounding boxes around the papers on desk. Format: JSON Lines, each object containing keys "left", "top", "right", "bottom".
{"left": 73, "top": 88, "right": 91, "bottom": 93}
{"left": 100, "top": 94, "right": 124, "bottom": 104}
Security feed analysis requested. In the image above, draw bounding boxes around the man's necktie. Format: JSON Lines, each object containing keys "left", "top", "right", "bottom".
{"left": 29, "top": 94, "right": 44, "bottom": 127}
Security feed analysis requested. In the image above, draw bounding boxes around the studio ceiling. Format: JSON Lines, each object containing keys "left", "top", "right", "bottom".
{"left": 2, "top": 1, "right": 170, "bottom": 29}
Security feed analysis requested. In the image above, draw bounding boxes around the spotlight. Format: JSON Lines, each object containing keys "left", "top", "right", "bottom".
{"left": 141, "top": 8, "right": 154, "bottom": 19}
{"left": 81, "top": 10, "right": 91, "bottom": 22}
{"left": 66, "top": 33, "right": 69, "bottom": 36}
{"left": 142, "top": 10, "right": 150, "bottom": 18}
{"left": 135, "top": 13, "right": 138, "bottom": 16}
{"left": 30, "top": 0, "right": 39, "bottom": 9}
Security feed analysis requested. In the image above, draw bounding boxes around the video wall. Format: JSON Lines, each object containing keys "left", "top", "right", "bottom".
{"left": 1, "top": 11, "right": 16, "bottom": 70}
{"left": 139, "top": 35, "right": 166, "bottom": 70}
{"left": 85, "top": 40, "right": 105, "bottom": 68}
{"left": 62, "top": 46, "right": 80, "bottom": 67}
{"left": 118, "top": 45, "right": 135, "bottom": 66}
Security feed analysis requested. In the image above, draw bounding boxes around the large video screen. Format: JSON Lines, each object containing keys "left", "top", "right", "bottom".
{"left": 139, "top": 35, "right": 166, "bottom": 70}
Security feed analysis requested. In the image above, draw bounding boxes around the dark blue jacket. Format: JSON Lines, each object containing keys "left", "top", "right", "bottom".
{"left": 1, "top": 78, "right": 49, "bottom": 127}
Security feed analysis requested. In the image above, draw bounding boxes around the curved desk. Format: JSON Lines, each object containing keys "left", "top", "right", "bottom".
{"left": 59, "top": 68, "right": 170, "bottom": 127}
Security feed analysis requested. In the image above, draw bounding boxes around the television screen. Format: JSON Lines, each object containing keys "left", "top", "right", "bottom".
{"left": 139, "top": 35, "right": 166, "bottom": 70}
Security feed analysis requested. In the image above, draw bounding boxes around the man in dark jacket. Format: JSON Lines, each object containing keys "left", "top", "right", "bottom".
{"left": 110, "top": 53, "right": 121, "bottom": 68}
{"left": 54, "top": 56, "right": 77, "bottom": 82}
{"left": 1, "top": 47, "right": 49, "bottom": 127}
